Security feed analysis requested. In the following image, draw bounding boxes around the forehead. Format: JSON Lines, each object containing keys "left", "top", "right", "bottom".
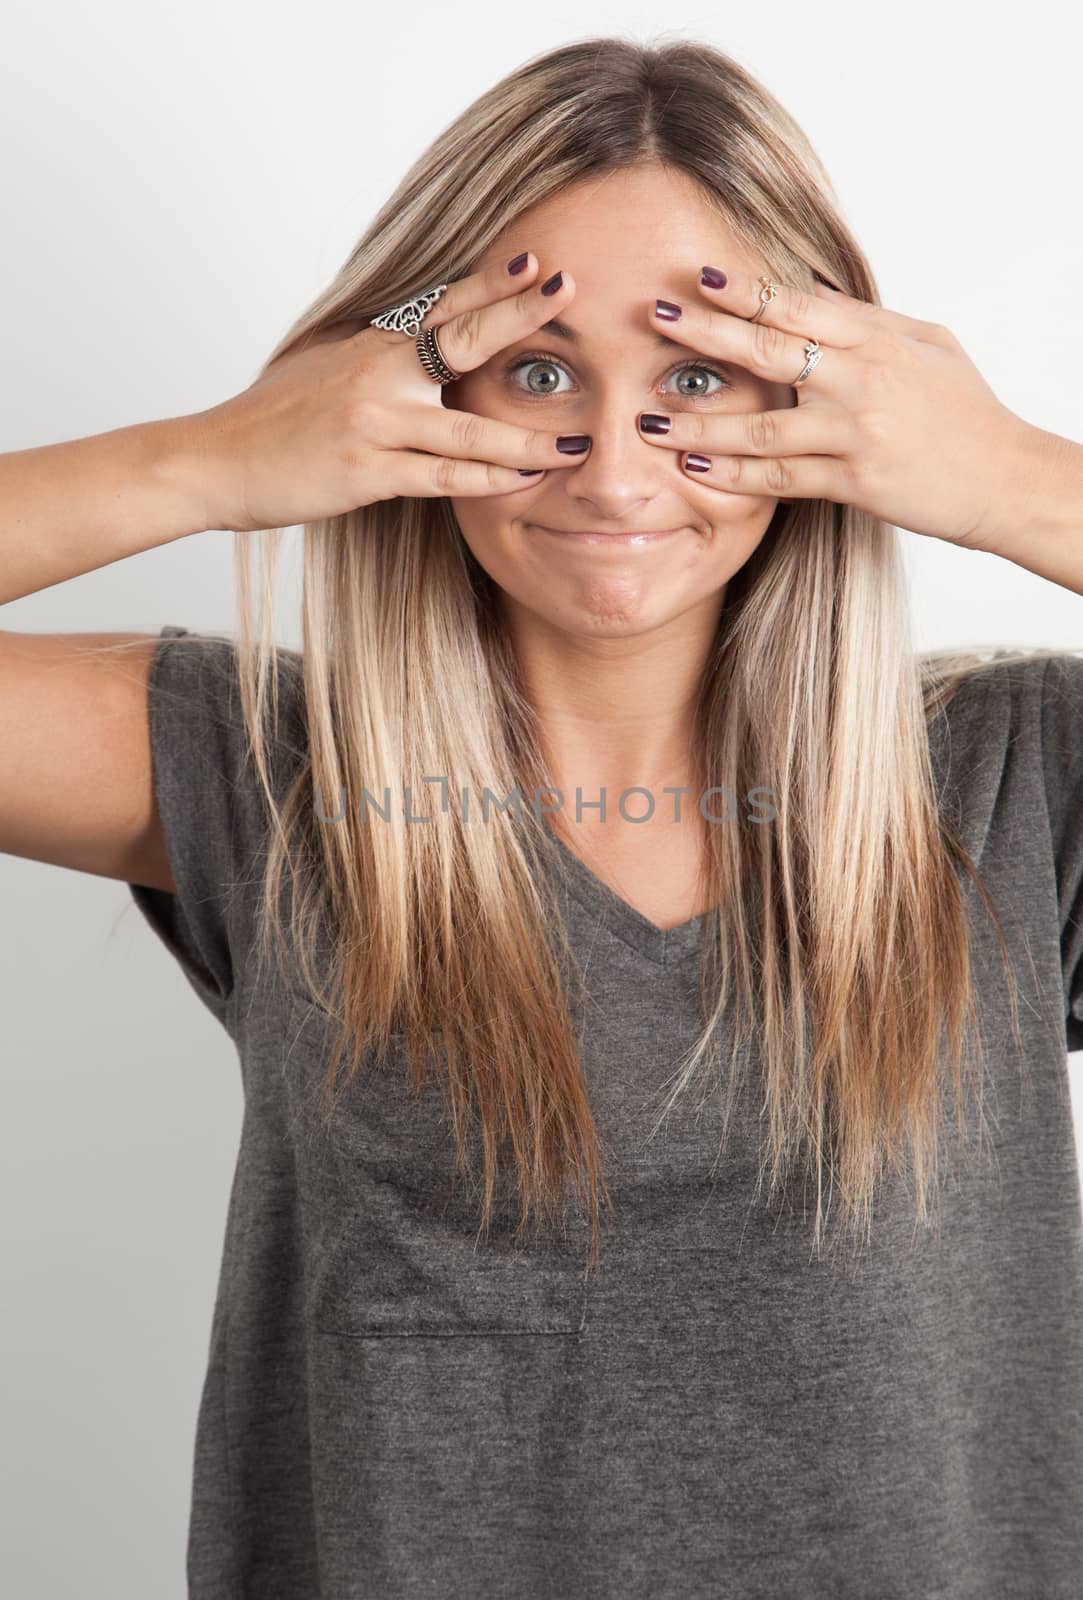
{"left": 475, "top": 167, "right": 761, "bottom": 344}
{"left": 480, "top": 166, "right": 756, "bottom": 279}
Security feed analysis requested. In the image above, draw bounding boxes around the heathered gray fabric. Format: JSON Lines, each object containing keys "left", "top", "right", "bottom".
{"left": 127, "top": 622, "right": 1083, "bottom": 1600}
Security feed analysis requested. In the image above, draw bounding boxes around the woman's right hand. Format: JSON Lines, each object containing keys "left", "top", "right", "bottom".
{"left": 192, "top": 254, "right": 585, "bottom": 535}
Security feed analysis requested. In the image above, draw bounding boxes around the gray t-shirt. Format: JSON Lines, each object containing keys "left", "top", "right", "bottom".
{"left": 127, "top": 623, "right": 1083, "bottom": 1599}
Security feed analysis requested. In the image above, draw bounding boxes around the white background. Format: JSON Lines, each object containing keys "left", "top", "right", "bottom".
{"left": 1, "top": 2, "right": 1081, "bottom": 1593}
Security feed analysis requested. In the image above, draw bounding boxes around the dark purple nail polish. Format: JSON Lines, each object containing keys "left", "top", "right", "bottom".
{"left": 685, "top": 453, "right": 712, "bottom": 472}
{"left": 639, "top": 413, "right": 672, "bottom": 435}
{"left": 517, "top": 467, "right": 544, "bottom": 475}
{"left": 655, "top": 298, "right": 682, "bottom": 321}
{"left": 556, "top": 434, "right": 590, "bottom": 454}
{"left": 700, "top": 266, "right": 727, "bottom": 289}
{"left": 541, "top": 271, "right": 563, "bottom": 296}
{"left": 507, "top": 252, "right": 529, "bottom": 275}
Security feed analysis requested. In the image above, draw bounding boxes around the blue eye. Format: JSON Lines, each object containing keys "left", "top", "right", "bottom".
{"left": 665, "top": 363, "right": 732, "bottom": 398}
{"left": 505, "top": 356, "right": 574, "bottom": 397}
{"left": 504, "top": 351, "right": 732, "bottom": 400}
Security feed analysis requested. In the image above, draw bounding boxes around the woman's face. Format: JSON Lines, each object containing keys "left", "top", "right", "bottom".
{"left": 445, "top": 163, "right": 795, "bottom": 645}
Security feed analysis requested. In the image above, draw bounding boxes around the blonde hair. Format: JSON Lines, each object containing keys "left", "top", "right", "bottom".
{"left": 163, "top": 36, "right": 1068, "bottom": 1276}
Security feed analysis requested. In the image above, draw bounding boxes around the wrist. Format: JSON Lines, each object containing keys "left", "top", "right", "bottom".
{"left": 148, "top": 409, "right": 230, "bottom": 537}
{"left": 976, "top": 420, "right": 1083, "bottom": 571}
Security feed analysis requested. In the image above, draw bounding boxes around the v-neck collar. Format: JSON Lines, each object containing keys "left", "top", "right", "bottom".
{"left": 540, "top": 826, "right": 710, "bottom": 970}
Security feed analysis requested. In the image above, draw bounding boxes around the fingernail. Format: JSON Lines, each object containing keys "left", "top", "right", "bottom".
{"left": 685, "top": 453, "right": 712, "bottom": 472}
{"left": 639, "top": 413, "right": 672, "bottom": 435}
{"left": 517, "top": 467, "right": 544, "bottom": 475}
{"left": 541, "top": 271, "right": 563, "bottom": 296}
{"left": 655, "top": 298, "right": 682, "bottom": 321}
{"left": 700, "top": 266, "right": 727, "bottom": 288}
{"left": 507, "top": 252, "right": 530, "bottom": 275}
{"left": 556, "top": 434, "right": 590, "bottom": 454}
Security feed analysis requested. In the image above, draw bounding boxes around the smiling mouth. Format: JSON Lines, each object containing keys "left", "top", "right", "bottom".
{"left": 528, "top": 523, "right": 689, "bottom": 544}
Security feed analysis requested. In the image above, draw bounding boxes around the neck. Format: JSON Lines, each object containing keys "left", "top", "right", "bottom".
{"left": 502, "top": 596, "right": 722, "bottom": 826}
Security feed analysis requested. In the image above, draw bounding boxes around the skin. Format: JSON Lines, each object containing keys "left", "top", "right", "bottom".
{"left": 444, "top": 164, "right": 794, "bottom": 922}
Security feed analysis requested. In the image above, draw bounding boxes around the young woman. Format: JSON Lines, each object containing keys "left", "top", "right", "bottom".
{"left": 3, "top": 34, "right": 1082, "bottom": 1600}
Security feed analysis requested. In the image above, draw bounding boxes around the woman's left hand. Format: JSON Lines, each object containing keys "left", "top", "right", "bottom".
{"left": 638, "top": 266, "right": 1056, "bottom": 555}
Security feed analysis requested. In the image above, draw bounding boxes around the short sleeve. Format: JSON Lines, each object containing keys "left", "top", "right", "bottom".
{"left": 126, "top": 623, "right": 304, "bottom": 1031}
{"left": 1039, "top": 651, "right": 1083, "bottom": 1053}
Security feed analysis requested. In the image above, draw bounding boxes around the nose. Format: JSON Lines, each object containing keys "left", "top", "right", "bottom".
{"left": 554, "top": 403, "right": 682, "bottom": 524}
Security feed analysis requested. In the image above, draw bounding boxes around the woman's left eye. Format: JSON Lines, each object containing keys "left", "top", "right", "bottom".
{"left": 503, "top": 354, "right": 732, "bottom": 399}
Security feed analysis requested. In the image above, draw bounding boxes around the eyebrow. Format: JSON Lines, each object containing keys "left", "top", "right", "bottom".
{"left": 539, "top": 315, "right": 689, "bottom": 355}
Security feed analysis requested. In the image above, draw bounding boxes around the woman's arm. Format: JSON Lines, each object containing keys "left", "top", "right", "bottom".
{"left": 0, "top": 415, "right": 214, "bottom": 607}
{"left": 0, "top": 629, "right": 173, "bottom": 892}
{"left": 0, "top": 414, "right": 218, "bottom": 891}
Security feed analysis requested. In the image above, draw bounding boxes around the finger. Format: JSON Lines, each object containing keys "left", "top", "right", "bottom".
{"left": 380, "top": 448, "right": 556, "bottom": 501}
{"left": 810, "top": 278, "right": 957, "bottom": 348}
{"left": 698, "top": 267, "right": 866, "bottom": 350}
{"left": 651, "top": 295, "right": 851, "bottom": 400}
{"left": 367, "top": 250, "right": 539, "bottom": 343}
{"left": 374, "top": 401, "right": 591, "bottom": 472}
{"left": 679, "top": 450, "right": 851, "bottom": 503}
{"left": 637, "top": 404, "right": 848, "bottom": 460}
{"left": 405, "top": 257, "right": 578, "bottom": 382}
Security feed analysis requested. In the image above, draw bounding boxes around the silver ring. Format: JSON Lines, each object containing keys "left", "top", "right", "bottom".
{"left": 792, "top": 339, "right": 822, "bottom": 387}
{"left": 369, "top": 283, "right": 449, "bottom": 338}
{"left": 370, "top": 282, "right": 463, "bottom": 386}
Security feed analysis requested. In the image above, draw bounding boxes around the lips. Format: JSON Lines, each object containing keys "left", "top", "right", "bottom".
{"left": 524, "top": 528, "right": 684, "bottom": 553}
{"left": 529, "top": 523, "right": 686, "bottom": 538}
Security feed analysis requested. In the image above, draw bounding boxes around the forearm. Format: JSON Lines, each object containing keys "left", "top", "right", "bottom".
{"left": 0, "top": 414, "right": 215, "bottom": 607}
{"left": 981, "top": 425, "right": 1083, "bottom": 597}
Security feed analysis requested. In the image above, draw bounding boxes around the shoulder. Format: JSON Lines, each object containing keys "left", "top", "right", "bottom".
{"left": 128, "top": 625, "right": 310, "bottom": 1024}
{"left": 146, "top": 623, "right": 308, "bottom": 772}
{"left": 923, "top": 645, "right": 1083, "bottom": 741}
{"left": 922, "top": 645, "right": 1083, "bottom": 826}
{"left": 140, "top": 622, "right": 311, "bottom": 891}
{"left": 915, "top": 646, "right": 1081, "bottom": 851}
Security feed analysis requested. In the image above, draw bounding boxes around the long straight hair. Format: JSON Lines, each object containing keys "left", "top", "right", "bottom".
{"left": 197, "top": 36, "right": 1060, "bottom": 1275}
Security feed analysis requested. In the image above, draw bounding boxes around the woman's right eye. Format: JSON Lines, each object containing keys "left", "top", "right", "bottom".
{"left": 503, "top": 354, "right": 572, "bottom": 396}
